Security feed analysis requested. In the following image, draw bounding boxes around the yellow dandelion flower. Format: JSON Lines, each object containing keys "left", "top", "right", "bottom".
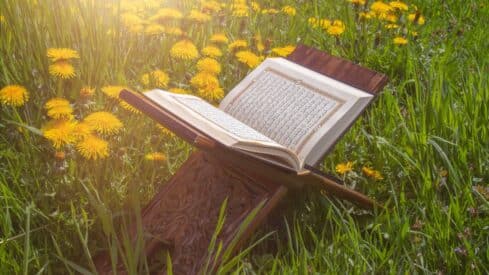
{"left": 348, "top": 0, "right": 366, "bottom": 5}
{"left": 83, "top": 111, "right": 123, "bottom": 135}
{"left": 42, "top": 119, "right": 77, "bottom": 149}
{"left": 121, "top": 12, "right": 144, "bottom": 27}
{"left": 170, "top": 40, "right": 199, "bottom": 60}
{"left": 262, "top": 8, "right": 279, "bottom": 15}
{"left": 156, "top": 124, "right": 176, "bottom": 138}
{"left": 381, "top": 13, "right": 398, "bottom": 22}
{"left": 101, "top": 85, "right": 127, "bottom": 99}
{"left": 47, "top": 105, "right": 74, "bottom": 120}
{"left": 190, "top": 72, "right": 220, "bottom": 89}
{"left": 393, "top": 36, "right": 408, "bottom": 45}
{"left": 73, "top": 121, "right": 93, "bottom": 140}
{"left": 144, "top": 23, "right": 165, "bottom": 35}
{"left": 0, "top": 85, "right": 29, "bottom": 107}
{"left": 141, "top": 70, "right": 170, "bottom": 88}
{"left": 228, "top": 39, "right": 248, "bottom": 51}
{"left": 210, "top": 33, "right": 229, "bottom": 44}
{"left": 164, "top": 27, "right": 183, "bottom": 36}
{"left": 271, "top": 45, "right": 296, "bottom": 57}
{"left": 389, "top": 1, "right": 408, "bottom": 11}
{"left": 44, "top": 97, "right": 70, "bottom": 110}
{"left": 76, "top": 135, "right": 109, "bottom": 160}
{"left": 362, "top": 166, "right": 384, "bottom": 180}
{"left": 235, "top": 51, "right": 263, "bottom": 68}
{"left": 196, "top": 58, "right": 221, "bottom": 75}
{"left": 385, "top": 23, "right": 399, "bottom": 29}
{"left": 145, "top": 152, "right": 166, "bottom": 161}
{"left": 54, "top": 151, "right": 66, "bottom": 160}
{"left": 119, "top": 100, "right": 142, "bottom": 114}
{"left": 80, "top": 86, "right": 95, "bottom": 98}
{"left": 281, "top": 6, "right": 296, "bottom": 16}
{"left": 308, "top": 17, "right": 331, "bottom": 29}
{"left": 201, "top": 45, "right": 223, "bottom": 58}
{"left": 370, "top": 1, "right": 393, "bottom": 15}
{"left": 232, "top": 4, "right": 249, "bottom": 17}
{"left": 169, "top": 87, "right": 191, "bottom": 94}
{"left": 359, "top": 11, "right": 375, "bottom": 19}
{"left": 197, "top": 84, "right": 224, "bottom": 102}
{"left": 201, "top": 0, "right": 221, "bottom": 13}
{"left": 327, "top": 20, "right": 346, "bottom": 36}
{"left": 251, "top": 2, "right": 261, "bottom": 12}
{"left": 49, "top": 61, "right": 76, "bottom": 79}
{"left": 187, "top": 10, "right": 211, "bottom": 23}
{"left": 335, "top": 161, "right": 354, "bottom": 175}
{"left": 408, "top": 13, "right": 425, "bottom": 25}
{"left": 47, "top": 48, "right": 80, "bottom": 62}
{"left": 150, "top": 8, "right": 183, "bottom": 22}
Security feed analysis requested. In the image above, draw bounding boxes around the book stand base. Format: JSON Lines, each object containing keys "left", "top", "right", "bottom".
{"left": 95, "top": 151, "right": 286, "bottom": 274}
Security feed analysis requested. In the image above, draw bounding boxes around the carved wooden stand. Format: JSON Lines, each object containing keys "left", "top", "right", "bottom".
{"left": 94, "top": 45, "right": 388, "bottom": 274}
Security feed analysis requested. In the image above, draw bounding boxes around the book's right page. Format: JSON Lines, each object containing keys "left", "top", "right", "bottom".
{"left": 220, "top": 58, "right": 374, "bottom": 167}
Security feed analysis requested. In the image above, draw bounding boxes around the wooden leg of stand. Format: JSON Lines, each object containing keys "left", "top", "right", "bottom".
{"left": 94, "top": 151, "right": 285, "bottom": 274}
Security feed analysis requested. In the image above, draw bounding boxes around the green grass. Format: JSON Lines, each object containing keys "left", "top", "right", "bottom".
{"left": 0, "top": 0, "right": 488, "bottom": 274}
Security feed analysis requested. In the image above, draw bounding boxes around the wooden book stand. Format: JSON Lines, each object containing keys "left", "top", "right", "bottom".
{"left": 94, "top": 45, "right": 388, "bottom": 274}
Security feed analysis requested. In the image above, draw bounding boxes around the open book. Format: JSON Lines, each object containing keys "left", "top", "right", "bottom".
{"left": 144, "top": 58, "right": 374, "bottom": 172}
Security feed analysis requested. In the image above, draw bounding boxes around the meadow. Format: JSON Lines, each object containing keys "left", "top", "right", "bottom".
{"left": 0, "top": 0, "right": 488, "bottom": 273}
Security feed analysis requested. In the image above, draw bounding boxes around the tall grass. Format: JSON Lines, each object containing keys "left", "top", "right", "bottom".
{"left": 0, "top": 0, "right": 488, "bottom": 274}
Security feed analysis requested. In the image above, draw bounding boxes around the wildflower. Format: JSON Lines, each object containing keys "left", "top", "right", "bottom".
{"left": 42, "top": 119, "right": 77, "bottom": 149}
{"left": 389, "top": 1, "right": 408, "bottom": 11}
{"left": 170, "top": 40, "right": 199, "bottom": 60}
{"left": 119, "top": 100, "right": 142, "bottom": 114}
{"left": 49, "top": 61, "right": 76, "bottom": 79}
{"left": 359, "top": 11, "right": 375, "bottom": 20}
{"left": 362, "top": 166, "right": 384, "bottom": 180}
{"left": 0, "top": 15, "right": 5, "bottom": 24}
{"left": 228, "top": 40, "right": 248, "bottom": 51}
{"left": 348, "top": 0, "right": 366, "bottom": 5}
{"left": 150, "top": 8, "right": 183, "bottom": 22}
{"left": 73, "top": 122, "right": 92, "bottom": 140}
{"left": 80, "top": 86, "right": 95, "bottom": 98}
{"left": 141, "top": 70, "right": 170, "bottom": 88}
{"left": 190, "top": 72, "right": 220, "bottom": 89}
{"left": 157, "top": 124, "right": 176, "bottom": 138}
{"left": 201, "top": 45, "right": 223, "bottom": 58}
{"left": 169, "top": 88, "right": 190, "bottom": 94}
{"left": 187, "top": 10, "right": 211, "bottom": 23}
{"left": 408, "top": 13, "right": 425, "bottom": 25}
{"left": 282, "top": 6, "right": 296, "bottom": 16}
{"left": 308, "top": 17, "right": 331, "bottom": 29}
{"left": 144, "top": 24, "right": 166, "bottom": 36}
{"left": 210, "top": 33, "right": 229, "bottom": 44}
{"left": 271, "top": 45, "right": 296, "bottom": 57}
{"left": 47, "top": 105, "right": 74, "bottom": 120}
{"left": 47, "top": 48, "right": 80, "bottom": 62}
{"left": 370, "top": 1, "right": 393, "bottom": 15}
{"left": 121, "top": 12, "right": 144, "bottom": 27}
{"left": 232, "top": 4, "right": 249, "bottom": 17}
{"left": 44, "top": 97, "right": 70, "bottom": 110}
{"left": 102, "top": 85, "right": 127, "bottom": 99}
{"left": 385, "top": 23, "right": 399, "bottom": 29}
{"left": 250, "top": 2, "right": 261, "bottom": 12}
{"left": 83, "top": 111, "right": 123, "bottom": 135}
{"left": 54, "top": 151, "right": 66, "bottom": 160}
{"left": 197, "top": 58, "right": 222, "bottom": 75}
{"left": 76, "top": 135, "right": 109, "bottom": 160}
{"left": 336, "top": 161, "right": 353, "bottom": 175}
{"left": 201, "top": 0, "right": 221, "bottom": 13}
{"left": 197, "top": 84, "right": 224, "bottom": 102}
{"left": 262, "top": 9, "right": 279, "bottom": 15}
{"left": 235, "top": 51, "right": 263, "bottom": 68}
{"left": 327, "top": 20, "right": 346, "bottom": 36}
{"left": 0, "top": 85, "right": 29, "bottom": 107}
{"left": 145, "top": 152, "right": 166, "bottom": 161}
{"left": 393, "top": 36, "right": 408, "bottom": 45}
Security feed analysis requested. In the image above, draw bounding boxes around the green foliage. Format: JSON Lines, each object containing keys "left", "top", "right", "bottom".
{"left": 0, "top": 0, "right": 488, "bottom": 274}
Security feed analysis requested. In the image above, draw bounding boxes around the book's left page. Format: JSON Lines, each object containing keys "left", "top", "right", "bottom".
{"left": 143, "top": 90, "right": 301, "bottom": 170}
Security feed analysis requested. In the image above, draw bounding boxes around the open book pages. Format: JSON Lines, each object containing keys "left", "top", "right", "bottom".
{"left": 220, "top": 58, "right": 374, "bottom": 166}
{"left": 144, "top": 90, "right": 302, "bottom": 170}
{"left": 144, "top": 57, "right": 373, "bottom": 171}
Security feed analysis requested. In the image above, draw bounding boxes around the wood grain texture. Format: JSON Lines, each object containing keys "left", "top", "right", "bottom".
{"left": 287, "top": 44, "right": 388, "bottom": 95}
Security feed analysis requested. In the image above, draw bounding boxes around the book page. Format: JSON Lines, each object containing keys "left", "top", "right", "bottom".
{"left": 223, "top": 69, "right": 339, "bottom": 153}
{"left": 172, "top": 96, "right": 276, "bottom": 144}
{"left": 220, "top": 58, "right": 373, "bottom": 167}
